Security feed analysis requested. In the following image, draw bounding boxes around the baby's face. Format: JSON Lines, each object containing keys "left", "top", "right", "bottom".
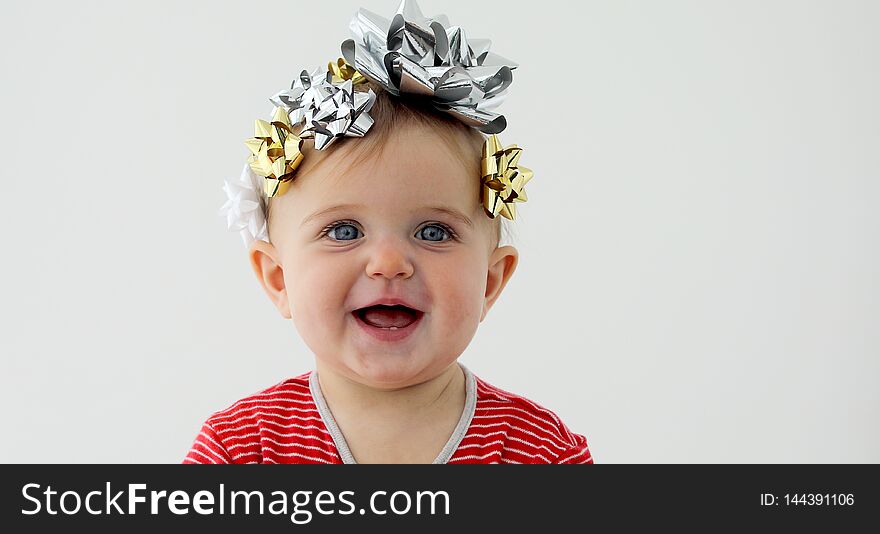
{"left": 250, "top": 122, "right": 518, "bottom": 389}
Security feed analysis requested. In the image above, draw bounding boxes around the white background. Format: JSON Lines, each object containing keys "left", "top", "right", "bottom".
{"left": 1, "top": 0, "right": 877, "bottom": 463}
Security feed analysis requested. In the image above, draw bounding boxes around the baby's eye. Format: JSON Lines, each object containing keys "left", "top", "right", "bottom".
{"left": 416, "top": 224, "right": 453, "bottom": 242}
{"left": 324, "top": 222, "right": 362, "bottom": 241}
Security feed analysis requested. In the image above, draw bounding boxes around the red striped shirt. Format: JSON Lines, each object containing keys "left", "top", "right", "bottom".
{"left": 184, "top": 365, "right": 593, "bottom": 464}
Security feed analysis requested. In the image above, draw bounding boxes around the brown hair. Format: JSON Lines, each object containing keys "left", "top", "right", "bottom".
{"left": 266, "top": 80, "right": 503, "bottom": 248}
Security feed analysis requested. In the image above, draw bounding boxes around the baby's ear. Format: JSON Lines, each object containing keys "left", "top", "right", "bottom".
{"left": 249, "top": 240, "right": 292, "bottom": 319}
{"left": 481, "top": 245, "right": 519, "bottom": 321}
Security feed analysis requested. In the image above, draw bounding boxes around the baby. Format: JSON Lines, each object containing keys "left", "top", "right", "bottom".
{"left": 184, "top": 0, "right": 592, "bottom": 464}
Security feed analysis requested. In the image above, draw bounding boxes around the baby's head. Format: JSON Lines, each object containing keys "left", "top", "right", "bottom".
{"left": 248, "top": 81, "right": 519, "bottom": 389}
{"left": 220, "top": 0, "right": 531, "bottom": 389}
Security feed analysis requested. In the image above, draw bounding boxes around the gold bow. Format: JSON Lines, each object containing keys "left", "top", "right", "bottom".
{"left": 481, "top": 134, "right": 533, "bottom": 220}
{"left": 328, "top": 57, "right": 366, "bottom": 85}
{"left": 245, "top": 106, "right": 304, "bottom": 198}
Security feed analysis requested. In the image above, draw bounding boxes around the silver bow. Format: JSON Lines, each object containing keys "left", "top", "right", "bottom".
{"left": 341, "top": 0, "right": 517, "bottom": 134}
{"left": 270, "top": 67, "right": 376, "bottom": 150}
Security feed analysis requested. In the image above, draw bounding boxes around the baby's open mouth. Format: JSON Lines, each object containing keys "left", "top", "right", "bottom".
{"left": 353, "top": 304, "right": 423, "bottom": 330}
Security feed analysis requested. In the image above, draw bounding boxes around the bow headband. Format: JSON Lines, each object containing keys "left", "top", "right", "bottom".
{"left": 220, "top": 0, "right": 533, "bottom": 248}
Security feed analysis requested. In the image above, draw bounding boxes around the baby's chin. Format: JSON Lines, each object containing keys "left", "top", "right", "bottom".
{"left": 337, "top": 352, "right": 454, "bottom": 391}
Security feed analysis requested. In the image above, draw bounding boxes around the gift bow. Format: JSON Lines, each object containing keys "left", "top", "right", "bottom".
{"left": 481, "top": 134, "right": 533, "bottom": 221}
{"left": 243, "top": 57, "right": 377, "bottom": 200}
{"left": 341, "top": 0, "right": 517, "bottom": 134}
{"left": 245, "top": 106, "right": 305, "bottom": 198}
{"left": 270, "top": 64, "right": 376, "bottom": 152}
{"left": 328, "top": 57, "right": 366, "bottom": 85}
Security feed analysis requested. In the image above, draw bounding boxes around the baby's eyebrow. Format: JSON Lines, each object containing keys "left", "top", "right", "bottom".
{"left": 423, "top": 206, "right": 474, "bottom": 229}
{"left": 300, "top": 204, "right": 473, "bottom": 229}
{"left": 301, "top": 204, "right": 366, "bottom": 227}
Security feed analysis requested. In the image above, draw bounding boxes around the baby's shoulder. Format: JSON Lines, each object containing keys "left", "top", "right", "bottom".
{"left": 202, "top": 371, "right": 314, "bottom": 428}
{"left": 472, "top": 375, "right": 586, "bottom": 451}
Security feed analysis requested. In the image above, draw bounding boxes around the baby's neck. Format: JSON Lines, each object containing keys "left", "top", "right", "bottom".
{"left": 314, "top": 362, "right": 467, "bottom": 463}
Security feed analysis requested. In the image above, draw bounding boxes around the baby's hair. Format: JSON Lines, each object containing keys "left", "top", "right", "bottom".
{"left": 265, "top": 80, "right": 510, "bottom": 249}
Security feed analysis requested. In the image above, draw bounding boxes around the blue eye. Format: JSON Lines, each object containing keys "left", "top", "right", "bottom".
{"left": 321, "top": 221, "right": 456, "bottom": 243}
{"left": 325, "top": 222, "right": 362, "bottom": 241}
{"left": 417, "top": 224, "right": 452, "bottom": 242}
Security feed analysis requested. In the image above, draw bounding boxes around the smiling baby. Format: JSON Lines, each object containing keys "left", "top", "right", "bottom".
{"left": 184, "top": 0, "right": 592, "bottom": 464}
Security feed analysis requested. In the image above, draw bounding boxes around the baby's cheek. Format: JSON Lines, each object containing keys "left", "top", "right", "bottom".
{"left": 284, "top": 257, "right": 343, "bottom": 319}
{"left": 431, "top": 263, "right": 485, "bottom": 325}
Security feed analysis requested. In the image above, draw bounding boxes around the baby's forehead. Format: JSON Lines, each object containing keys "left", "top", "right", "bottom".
{"left": 299, "top": 130, "right": 481, "bottom": 205}
{"left": 294, "top": 180, "right": 481, "bottom": 224}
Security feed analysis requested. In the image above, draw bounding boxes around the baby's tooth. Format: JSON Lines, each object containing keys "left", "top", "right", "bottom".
{"left": 389, "top": 326, "right": 398, "bottom": 330}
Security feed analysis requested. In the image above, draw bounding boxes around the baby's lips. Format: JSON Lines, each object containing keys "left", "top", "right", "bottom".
{"left": 357, "top": 306, "right": 421, "bottom": 329}
{"left": 350, "top": 296, "right": 425, "bottom": 314}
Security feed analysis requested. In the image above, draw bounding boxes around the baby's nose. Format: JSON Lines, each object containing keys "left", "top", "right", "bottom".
{"left": 365, "top": 237, "right": 414, "bottom": 280}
